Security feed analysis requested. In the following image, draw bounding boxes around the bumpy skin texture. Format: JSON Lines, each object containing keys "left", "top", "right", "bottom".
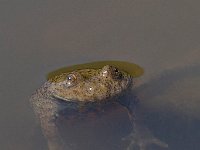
{"left": 49, "top": 65, "right": 132, "bottom": 102}
{"left": 30, "top": 65, "right": 168, "bottom": 150}
{"left": 30, "top": 65, "right": 132, "bottom": 150}
{"left": 30, "top": 82, "right": 65, "bottom": 150}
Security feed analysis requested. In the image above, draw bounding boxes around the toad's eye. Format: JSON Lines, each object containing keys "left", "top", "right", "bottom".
{"left": 66, "top": 74, "right": 77, "bottom": 86}
{"left": 114, "top": 68, "right": 119, "bottom": 73}
{"left": 113, "top": 68, "right": 122, "bottom": 79}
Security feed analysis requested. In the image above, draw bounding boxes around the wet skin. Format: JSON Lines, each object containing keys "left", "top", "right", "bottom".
{"left": 49, "top": 65, "right": 132, "bottom": 102}
{"left": 30, "top": 65, "right": 168, "bottom": 150}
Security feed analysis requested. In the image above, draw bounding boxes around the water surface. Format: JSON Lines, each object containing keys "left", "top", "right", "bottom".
{"left": 0, "top": 0, "right": 200, "bottom": 150}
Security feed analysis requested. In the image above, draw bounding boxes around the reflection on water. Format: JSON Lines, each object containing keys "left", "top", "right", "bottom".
{"left": 1, "top": 0, "right": 200, "bottom": 150}
{"left": 47, "top": 60, "right": 144, "bottom": 80}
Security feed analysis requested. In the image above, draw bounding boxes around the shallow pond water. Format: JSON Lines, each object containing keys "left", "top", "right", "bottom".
{"left": 1, "top": 0, "right": 200, "bottom": 150}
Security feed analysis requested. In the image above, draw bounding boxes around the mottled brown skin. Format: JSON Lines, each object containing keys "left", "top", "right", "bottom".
{"left": 49, "top": 65, "right": 132, "bottom": 102}
{"left": 30, "top": 65, "right": 132, "bottom": 150}
{"left": 30, "top": 65, "right": 168, "bottom": 150}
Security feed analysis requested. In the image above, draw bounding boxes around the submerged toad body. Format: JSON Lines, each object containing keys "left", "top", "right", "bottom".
{"left": 30, "top": 65, "right": 168, "bottom": 150}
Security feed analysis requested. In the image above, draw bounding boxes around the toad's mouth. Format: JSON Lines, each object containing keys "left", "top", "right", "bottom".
{"left": 52, "top": 94, "right": 72, "bottom": 102}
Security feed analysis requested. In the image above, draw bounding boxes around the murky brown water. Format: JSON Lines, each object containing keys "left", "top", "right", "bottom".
{"left": 0, "top": 0, "right": 200, "bottom": 150}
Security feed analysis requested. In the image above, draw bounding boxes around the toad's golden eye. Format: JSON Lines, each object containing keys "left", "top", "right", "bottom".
{"left": 66, "top": 73, "right": 77, "bottom": 86}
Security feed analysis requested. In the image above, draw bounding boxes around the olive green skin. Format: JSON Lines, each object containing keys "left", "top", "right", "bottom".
{"left": 49, "top": 65, "right": 132, "bottom": 102}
